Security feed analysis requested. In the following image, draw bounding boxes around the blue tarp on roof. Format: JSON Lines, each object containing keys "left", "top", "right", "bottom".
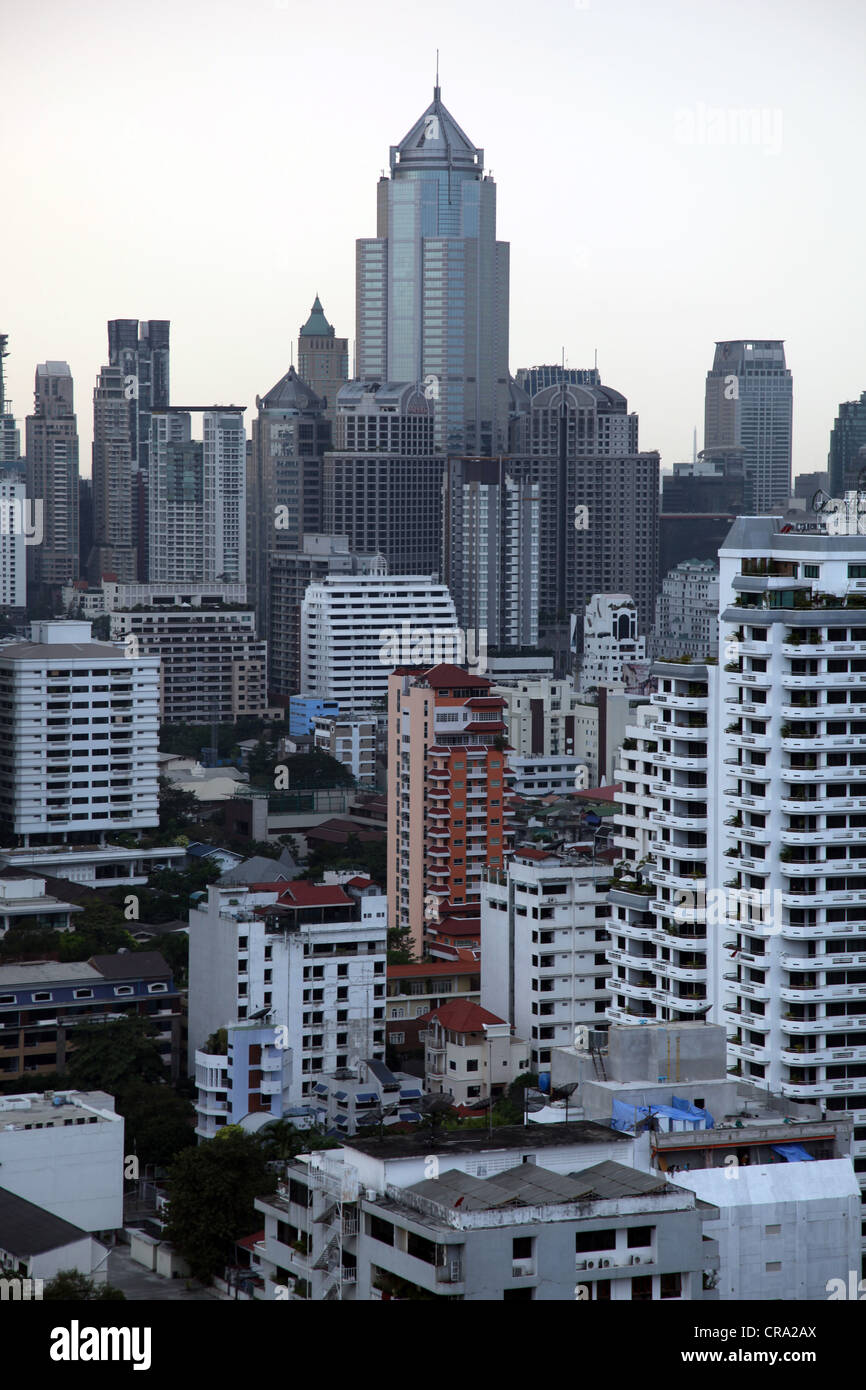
{"left": 772, "top": 1143, "right": 815, "bottom": 1162}
{"left": 612, "top": 1097, "right": 714, "bottom": 1134}
{"left": 356, "top": 1093, "right": 378, "bottom": 1103}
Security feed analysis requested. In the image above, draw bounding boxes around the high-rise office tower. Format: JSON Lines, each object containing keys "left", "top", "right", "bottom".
{"left": 828, "top": 391, "right": 866, "bottom": 498}
{"left": 203, "top": 408, "right": 246, "bottom": 585}
{"left": 90, "top": 365, "right": 136, "bottom": 582}
{"left": 149, "top": 407, "right": 246, "bottom": 584}
{"left": 248, "top": 367, "right": 331, "bottom": 633}
{"left": 356, "top": 85, "right": 510, "bottom": 456}
{"left": 149, "top": 411, "right": 204, "bottom": 583}
{"left": 324, "top": 381, "right": 442, "bottom": 576}
{"left": 0, "top": 335, "right": 21, "bottom": 464}
{"left": 387, "top": 663, "right": 514, "bottom": 957}
{"left": 442, "top": 456, "right": 539, "bottom": 650}
{"left": 704, "top": 340, "right": 792, "bottom": 513}
{"left": 107, "top": 319, "right": 170, "bottom": 580}
{"left": 25, "top": 362, "right": 79, "bottom": 589}
{"left": 513, "top": 382, "right": 658, "bottom": 645}
{"left": 297, "top": 297, "right": 349, "bottom": 428}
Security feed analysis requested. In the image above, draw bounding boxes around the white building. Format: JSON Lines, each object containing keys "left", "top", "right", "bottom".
{"left": 313, "top": 714, "right": 377, "bottom": 786}
{"left": 62, "top": 579, "right": 249, "bottom": 615}
{"left": 0, "top": 1188, "right": 109, "bottom": 1286}
{"left": 579, "top": 594, "right": 646, "bottom": 693}
{"left": 194, "top": 1021, "right": 296, "bottom": 1140}
{"left": 0, "top": 620, "right": 160, "bottom": 847}
{"left": 0, "top": 473, "right": 27, "bottom": 608}
{"left": 0, "top": 1090, "right": 124, "bottom": 1233}
{"left": 653, "top": 559, "right": 720, "bottom": 661}
{"left": 0, "top": 875, "right": 82, "bottom": 938}
{"left": 482, "top": 845, "right": 613, "bottom": 1074}
{"left": 187, "top": 878, "right": 388, "bottom": 1104}
{"left": 301, "top": 575, "right": 458, "bottom": 713}
{"left": 421, "top": 1000, "right": 529, "bottom": 1106}
{"left": 677, "top": 1161, "right": 861, "bottom": 1301}
{"left": 507, "top": 754, "right": 588, "bottom": 798}
{"left": 149, "top": 409, "right": 246, "bottom": 585}
{"left": 493, "top": 676, "right": 599, "bottom": 783}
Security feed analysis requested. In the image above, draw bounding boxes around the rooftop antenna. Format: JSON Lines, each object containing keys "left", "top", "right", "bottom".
{"left": 693, "top": 426, "right": 697, "bottom": 465}
{"left": 435, "top": 49, "right": 439, "bottom": 96}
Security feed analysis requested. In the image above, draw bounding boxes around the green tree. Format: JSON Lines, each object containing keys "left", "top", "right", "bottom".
{"left": 164, "top": 1129, "right": 277, "bottom": 1281}
{"left": 157, "top": 777, "right": 201, "bottom": 839}
{"left": 67, "top": 1016, "right": 167, "bottom": 1093}
{"left": 42, "top": 1270, "right": 126, "bottom": 1301}
{"left": 138, "top": 930, "right": 188, "bottom": 985}
{"left": 121, "top": 1081, "right": 196, "bottom": 1168}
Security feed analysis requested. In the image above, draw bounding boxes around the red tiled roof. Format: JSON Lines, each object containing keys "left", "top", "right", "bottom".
{"left": 236, "top": 1230, "right": 265, "bottom": 1251}
{"left": 512, "top": 846, "right": 553, "bottom": 860}
{"left": 419, "top": 1000, "right": 505, "bottom": 1031}
{"left": 277, "top": 882, "right": 351, "bottom": 907}
{"left": 575, "top": 784, "right": 622, "bottom": 802}
{"left": 422, "top": 664, "right": 492, "bottom": 690}
{"left": 433, "top": 916, "right": 481, "bottom": 938}
{"left": 346, "top": 876, "right": 376, "bottom": 889}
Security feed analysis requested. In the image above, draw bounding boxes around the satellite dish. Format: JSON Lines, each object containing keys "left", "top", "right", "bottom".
{"left": 552, "top": 1082, "right": 578, "bottom": 1100}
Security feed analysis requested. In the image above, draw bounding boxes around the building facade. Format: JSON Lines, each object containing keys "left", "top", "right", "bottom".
{"left": 0, "top": 620, "right": 159, "bottom": 848}
{"left": 300, "top": 574, "right": 458, "bottom": 713}
{"left": 25, "top": 362, "right": 79, "bottom": 589}
{"left": 388, "top": 664, "right": 514, "bottom": 956}
{"left": 90, "top": 364, "right": 136, "bottom": 582}
{"left": 296, "top": 296, "right": 348, "bottom": 428}
{"left": 704, "top": 340, "right": 792, "bottom": 514}
{"left": 482, "top": 845, "right": 614, "bottom": 1074}
{"left": 442, "top": 456, "right": 539, "bottom": 651}
{"left": 324, "top": 382, "right": 442, "bottom": 577}
{"left": 356, "top": 85, "right": 510, "bottom": 457}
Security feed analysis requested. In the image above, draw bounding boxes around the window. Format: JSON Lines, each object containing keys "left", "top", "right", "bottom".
{"left": 73, "top": 989, "right": 93, "bottom": 1000}
{"left": 512, "top": 1236, "right": 533, "bottom": 1259}
{"left": 31, "top": 992, "right": 52, "bottom": 1003}
{"left": 575, "top": 1229, "right": 616, "bottom": 1253}
{"left": 147, "top": 983, "right": 167, "bottom": 994}
{"left": 766, "top": 1261, "right": 782, "bottom": 1273}
{"left": 631, "top": 1275, "right": 652, "bottom": 1301}
{"left": 114, "top": 986, "right": 134, "bottom": 996}
{"left": 627, "top": 1226, "right": 653, "bottom": 1248}
{"left": 466, "top": 1059, "right": 479, "bottom": 1072}
{"left": 660, "top": 1272, "right": 682, "bottom": 1300}
{"left": 765, "top": 1224, "right": 781, "bottom": 1236}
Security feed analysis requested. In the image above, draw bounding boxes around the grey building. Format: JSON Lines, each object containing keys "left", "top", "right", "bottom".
{"left": 296, "top": 297, "right": 349, "bottom": 428}
{"left": 323, "top": 381, "right": 443, "bottom": 576}
{"left": 515, "top": 364, "right": 601, "bottom": 398}
{"left": 356, "top": 85, "right": 510, "bottom": 457}
{"left": 90, "top": 365, "right": 136, "bottom": 583}
{"left": 704, "top": 340, "right": 792, "bottom": 514}
{"left": 442, "top": 455, "right": 539, "bottom": 650}
{"left": 25, "top": 362, "right": 79, "bottom": 590}
{"left": 828, "top": 390, "right": 866, "bottom": 497}
{"left": 252, "top": 1125, "right": 718, "bottom": 1301}
{"left": 107, "top": 319, "right": 170, "bottom": 581}
{"left": 149, "top": 407, "right": 246, "bottom": 586}
{"left": 507, "top": 382, "right": 658, "bottom": 649}
{"left": 248, "top": 367, "right": 331, "bottom": 634}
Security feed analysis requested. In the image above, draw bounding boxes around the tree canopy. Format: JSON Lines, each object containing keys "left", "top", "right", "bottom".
{"left": 164, "top": 1129, "right": 277, "bottom": 1281}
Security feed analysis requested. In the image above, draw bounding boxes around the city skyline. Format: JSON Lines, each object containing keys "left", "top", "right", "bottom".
{"left": 3, "top": 0, "right": 865, "bottom": 482}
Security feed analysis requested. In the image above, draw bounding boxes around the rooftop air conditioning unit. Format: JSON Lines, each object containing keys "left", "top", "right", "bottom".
{"left": 365, "top": 1188, "right": 377, "bottom": 1201}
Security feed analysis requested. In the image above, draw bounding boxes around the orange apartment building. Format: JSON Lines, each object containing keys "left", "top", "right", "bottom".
{"left": 387, "top": 663, "right": 516, "bottom": 958}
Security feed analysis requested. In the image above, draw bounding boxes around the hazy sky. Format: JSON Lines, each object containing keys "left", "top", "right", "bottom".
{"left": 2, "top": 0, "right": 864, "bottom": 477}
